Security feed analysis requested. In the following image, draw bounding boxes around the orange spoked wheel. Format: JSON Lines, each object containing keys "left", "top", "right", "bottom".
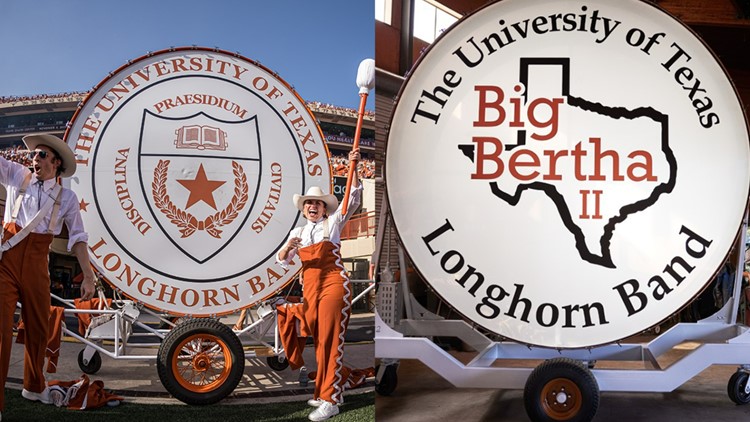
{"left": 157, "top": 318, "right": 245, "bottom": 405}
{"left": 524, "top": 358, "right": 600, "bottom": 422}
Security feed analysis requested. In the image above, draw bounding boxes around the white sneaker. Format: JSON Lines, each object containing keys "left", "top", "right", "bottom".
{"left": 308, "top": 397, "right": 344, "bottom": 407}
{"left": 22, "top": 387, "right": 52, "bottom": 404}
{"left": 308, "top": 401, "right": 339, "bottom": 421}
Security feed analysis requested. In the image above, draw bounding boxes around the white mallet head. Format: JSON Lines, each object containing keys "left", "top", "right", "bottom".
{"left": 356, "top": 58, "right": 375, "bottom": 94}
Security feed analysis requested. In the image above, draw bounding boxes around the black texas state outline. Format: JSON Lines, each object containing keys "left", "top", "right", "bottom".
{"left": 459, "top": 58, "right": 677, "bottom": 268}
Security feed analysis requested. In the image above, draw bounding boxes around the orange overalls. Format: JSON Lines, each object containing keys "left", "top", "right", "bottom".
{"left": 277, "top": 225, "right": 352, "bottom": 405}
{"left": 0, "top": 224, "right": 54, "bottom": 411}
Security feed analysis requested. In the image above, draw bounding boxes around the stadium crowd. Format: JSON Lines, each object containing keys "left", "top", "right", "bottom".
{"left": 0, "top": 145, "right": 375, "bottom": 179}
{"left": 1, "top": 95, "right": 373, "bottom": 121}
{"left": 331, "top": 153, "right": 375, "bottom": 178}
{"left": 307, "top": 101, "right": 375, "bottom": 119}
{"left": 0, "top": 145, "right": 32, "bottom": 166}
{"left": 0, "top": 92, "right": 86, "bottom": 105}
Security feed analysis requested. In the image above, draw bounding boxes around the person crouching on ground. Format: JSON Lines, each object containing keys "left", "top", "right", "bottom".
{"left": 0, "top": 134, "right": 96, "bottom": 421}
{"left": 276, "top": 148, "right": 362, "bottom": 421}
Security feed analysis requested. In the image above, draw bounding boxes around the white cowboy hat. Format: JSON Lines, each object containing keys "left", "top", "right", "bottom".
{"left": 22, "top": 133, "right": 77, "bottom": 177}
{"left": 293, "top": 186, "right": 338, "bottom": 215}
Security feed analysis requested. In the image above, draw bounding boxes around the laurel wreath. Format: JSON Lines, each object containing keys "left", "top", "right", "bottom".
{"left": 152, "top": 159, "right": 248, "bottom": 239}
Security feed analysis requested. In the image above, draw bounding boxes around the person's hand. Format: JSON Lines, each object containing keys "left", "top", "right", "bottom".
{"left": 286, "top": 237, "right": 302, "bottom": 253}
{"left": 80, "top": 272, "right": 97, "bottom": 301}
{"left": 348, "top": 148, "right": 360, "bottom": 162}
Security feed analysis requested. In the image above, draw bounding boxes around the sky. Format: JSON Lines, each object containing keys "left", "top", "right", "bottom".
{"left": 0, "top": 0, "right": 374, "bottom": 110}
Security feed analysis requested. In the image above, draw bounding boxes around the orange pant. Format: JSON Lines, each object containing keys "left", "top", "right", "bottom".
{"left": 277, "top": 241, "right": 352, "bottom": 404}
{"left": 0, "top": 224, "right": 53, "bottom": 411}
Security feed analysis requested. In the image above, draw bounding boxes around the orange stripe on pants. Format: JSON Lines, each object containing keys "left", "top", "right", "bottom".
{"left": 298, "top": 241, "right": 351, "bottom": 404}
{"left": 0, "top": 224, "right": 53, "bottom": 411}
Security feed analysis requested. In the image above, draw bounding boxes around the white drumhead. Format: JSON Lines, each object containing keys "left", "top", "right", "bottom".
{"left": 66, "top": 47, "right": 331, "bottom": 316}
{"left": 386, "top": 0, "right": 750, "bottom": 347}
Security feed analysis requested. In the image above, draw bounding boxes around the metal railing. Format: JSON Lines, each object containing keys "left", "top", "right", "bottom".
{"left": 341, "top": 210, "right": 376, "bottom": 240}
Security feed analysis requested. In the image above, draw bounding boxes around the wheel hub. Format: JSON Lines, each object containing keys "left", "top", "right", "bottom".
{"left": 193, "top": 354, "right": 211, "bottom": 372}
{"left": 547, "top": 385, "right": 573, "bottom": 410}
{"left": 555, "top": 390, "right": 569, "bottom": 404}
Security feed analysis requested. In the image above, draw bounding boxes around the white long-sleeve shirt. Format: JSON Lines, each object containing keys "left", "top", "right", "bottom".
{"left": 0, "top": 156, "right": 88, "bottom": 251}
{"left": 277, "top": 184, "right": 363, "bottom": 267}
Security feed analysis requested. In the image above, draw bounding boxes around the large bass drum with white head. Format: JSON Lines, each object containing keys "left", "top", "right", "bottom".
{"left": 65, "top": 47, "right": 332, "bottom": 316}
{"left": 385, "top": 0, "right": 750, "bottom": 348}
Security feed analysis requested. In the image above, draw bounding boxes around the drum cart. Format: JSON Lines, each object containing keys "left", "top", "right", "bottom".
{"left": 26, "top": 277, "right": 375, "bottom": 405}
{"left": 374, "top": 206, "right": 750, "bottom": 421}
{"left": 26, "top": 289, "right": 294, "bottom": 405}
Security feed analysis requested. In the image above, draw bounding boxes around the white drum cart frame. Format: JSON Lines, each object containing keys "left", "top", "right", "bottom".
{"left": 374, "top": 200, "right": 750, "bottom": 421}
{"left": 17, "top": 277, "right": 374, "bottom": 405}
{"left": 18, "top": 290, "right": 288, "bottom": 405}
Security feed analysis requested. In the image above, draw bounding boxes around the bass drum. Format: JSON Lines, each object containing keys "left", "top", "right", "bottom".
{"left": 384, "top": 0, "right": 750, "bottom": 348}
{"left": 64, "top": 47, "right": 332, "bottom": 317}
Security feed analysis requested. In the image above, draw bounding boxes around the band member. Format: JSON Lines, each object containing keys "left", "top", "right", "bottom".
{"left": 276, "top": 149, "right": 362, "bottom": 421}
{"left": 0, "top": 134, "right": 96, "bottom": 419}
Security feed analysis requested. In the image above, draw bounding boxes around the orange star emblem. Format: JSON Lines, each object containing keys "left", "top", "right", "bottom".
{"left": 153, "top": 160, "right": 248, "bottom": 239}
{"left": 177, "top": 164, "right": 226, "bottom": 210}
{"left": 79, "top": 199, "right": 89, "bottom": 211}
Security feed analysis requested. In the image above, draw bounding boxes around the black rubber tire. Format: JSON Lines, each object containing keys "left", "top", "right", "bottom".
{"left": 728, "top": 370, "right": 750, "bottom": 405}
{"left": 77, "top": 349, "right": 102, "bottom": 374}
{"left": 266, "top": 355, "right": 290, "bottom": 371}
{"left": 375, "top": 364, "right": 398, "bottom": 396}
{"left": 156, "top": 318, "right": 245, "bottom": 405}
{"left": 524, "top": 358, "right": 600, "bottom": 422}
